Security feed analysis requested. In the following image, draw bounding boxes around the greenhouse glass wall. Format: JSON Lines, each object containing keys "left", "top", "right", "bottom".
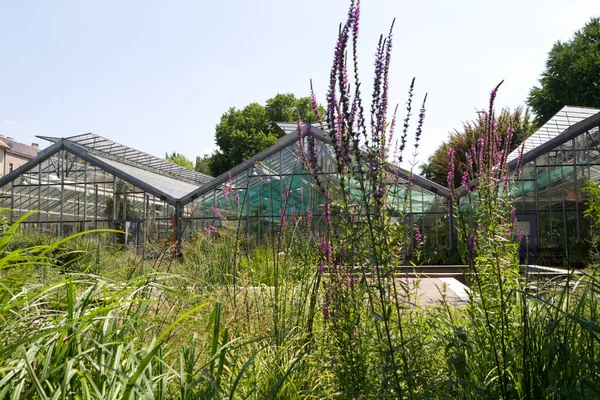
{"left": 0, "top": 134, "right": 211, "bottom": 249}
{"left": 458, "top": 106, "right": 600, "bottom": 265}
{"left": 0, "top": 126, "right": 455, "bottom": 255}
{"left": 178, "top": 124, "right": 454, "bottom": 251}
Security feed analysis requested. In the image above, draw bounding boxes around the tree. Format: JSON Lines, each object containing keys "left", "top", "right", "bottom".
{"left": 265, "top": 93, "right": 316, "bottom": 124}
{"left": 165, "top": 152, "right": 194, "bottom": 170}
{"left": 420, "top": 107, "right": 534, "bottom": 187}
{"left": 195, "top": 154, "right": 213, "bottom": 176}
{"left": 527, "top": 17, "right": 600, "bottom": 127}
{"left": 210, "top": 93, "right": 322, "bottom": 176}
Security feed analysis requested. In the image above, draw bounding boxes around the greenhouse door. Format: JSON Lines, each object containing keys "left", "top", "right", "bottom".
{"left": 516, "top": 212, "right": 538, "bottom": 247}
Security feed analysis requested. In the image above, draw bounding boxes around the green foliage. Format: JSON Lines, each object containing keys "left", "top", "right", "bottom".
{"left": 421, "top": 106, "right": 534, "bottom": 186}
{"left": 420, "top": 245, "right": 463, "bottom": 265}
{"left": 165, "top": 151, "right": 195, "bottom": 170}
{"left": 527, "top": 17, "right": 600, "bottom": 127}
{"left": 212, "top": 102, "right": 276, "bottom": 176}
{"left": 583, "top": 179, "right": 600, "bottom": 252}
{"left": 210, "top": 93, "right": 324, "bottom": 176}
{"left": 265, "top": 93, "right": 316, "bottom": 124}
{"left": 195, "top": 153, "right": 214, "bottom": 175}
{"left": 0, "top": 213, "right": 9, "bottom": 236}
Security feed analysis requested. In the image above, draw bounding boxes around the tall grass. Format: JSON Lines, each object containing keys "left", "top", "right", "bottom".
{"left": 0, "top": 216, "right": 326, "bottom": 398}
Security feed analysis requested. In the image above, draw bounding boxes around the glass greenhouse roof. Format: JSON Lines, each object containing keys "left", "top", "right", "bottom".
{"left": 92, "top": 154, "right": 200, "bottom": 199}
{"left": 38, "top": 133, "right": 212, "bottom": 185}
{"left": 183, "top": 126, "right": 449, "bottom": 218}
{"left": 507, "top": 106, "right": 600, "bottom": 163}
{"left": 2, "top": 127, "right": 448, "bottom": 213}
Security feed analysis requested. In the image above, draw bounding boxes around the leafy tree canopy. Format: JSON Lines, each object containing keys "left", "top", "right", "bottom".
{"left": 210, "top": 93, "right": 322, "bottom": 176}
{"left": 165, "top": 152, "right": 195, "bottom": 171}
{"left": 195, "top": 154, "right": 213, "bottom": 176}
{"left": 420, "top": 107, "right": 534, "bottom": 187}
{"left": 527, "top": 17, "right": 600, "bottom": 127}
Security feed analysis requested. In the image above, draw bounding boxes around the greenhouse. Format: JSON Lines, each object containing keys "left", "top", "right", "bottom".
{"left": 179, "top": 123, "right": 454, "bottom": 251}
{"left": 0, "top": 133, "right": 212, "bottom": 250}
{"left": 0, "top": 125, "right": 454, "bottom": 253}
{"left": 458, "top": 105, "right": 600, "bottom": 265}
{"left": 2, "top": 105, "right": 599, "bottom": 263}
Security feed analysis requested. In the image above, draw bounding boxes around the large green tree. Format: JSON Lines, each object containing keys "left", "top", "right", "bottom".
{"left": 210, "top": 93, "right": 320, "bottom": 176}
{"left": 527, "top": 17, "right": 600, "bottom": 127}
{"left": 165, "top": 152, "right": 195, "bottom": 170}
{"left": 421, "top": 107, "right": 534, "bottom": 187}
{"left": 194, "top": 154, "right": 213, "bottom": 176}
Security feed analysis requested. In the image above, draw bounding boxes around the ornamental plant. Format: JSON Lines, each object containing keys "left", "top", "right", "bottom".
{"left": 298, "top": 0, "right": 431, "bottom": 396}
{"left": 447, "top": 82, "right": 526, "bottom": 397}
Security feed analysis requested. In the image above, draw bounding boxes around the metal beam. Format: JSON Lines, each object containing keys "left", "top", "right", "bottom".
{"left": 61, "top": 141, "right": 180, "bottom": 205}
{"left": 507, "top": 110, "right": 600, "bottom": 172}
{"left": 0, "top": 141, "right": 66, "bottom": 189}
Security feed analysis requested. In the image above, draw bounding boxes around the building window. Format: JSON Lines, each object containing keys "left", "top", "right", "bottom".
{"left": 8, "top": 163, "right": 13, "bottom": 173}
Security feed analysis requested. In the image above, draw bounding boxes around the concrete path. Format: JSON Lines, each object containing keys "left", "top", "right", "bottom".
{"left": 401, "top": 277, "right": 469, "bottom": 306}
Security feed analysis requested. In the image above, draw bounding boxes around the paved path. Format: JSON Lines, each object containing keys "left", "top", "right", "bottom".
{"left": 401, "top": 277, "right": 469, "bottom": 306}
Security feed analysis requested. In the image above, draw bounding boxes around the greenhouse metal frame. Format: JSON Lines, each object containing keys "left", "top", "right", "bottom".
{"left": 458, "top": 105, "right": 600, "bottom": 264}
{"left": 0, "top": 126, "right": 456, "bottom": 254}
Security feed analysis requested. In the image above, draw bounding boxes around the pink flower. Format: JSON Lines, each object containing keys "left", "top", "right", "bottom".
{"left": 414, "top": 224, "right": 422, "bottom": 244}
{"left": 518, "top": 228, "right": 524, "bottom": 242}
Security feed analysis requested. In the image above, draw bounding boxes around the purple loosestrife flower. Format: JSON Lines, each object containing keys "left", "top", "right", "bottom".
{"left": 489, "top": 82, "right": 502, "bottom": 116}
{"left": 306, "top": 127, "right": 318, "bottom": 172}
{"left": 461, "top": 171, "right": 470, "bottom": 192}
{"left": 398, "top": 79, "right": 415, "bottom": 164}
{"left": 326, "top": 3, "right": 353, "bottom": 136}
{"left": 447, "top": 148, "right": 455, "bottom": 189}
{"left": 414, "top": 225, "right": 422, "bottom": 244}
{"left": 518, "top": 228, "right": 524, "bottom": 242}
{"left": 469, "top": 232, "right": 477, "bottom": 253}
{"left": 235, "top": 192, "right": 240, "bottom": 208}
{"left": 370, "top": 35, "right": 386, "bottom": 148}
{"left": 387, "top": 104, "right": 398, "bottom": 149}
{"left": 280, "top": 207, "right": 287, "bottom": 230}
{"left": 318, "top": 259, "right": 325, "bottom": 273}
{"left": 211, "top": 206, "right": 226, "bottom": 221}
{"left": 413, "top": 94, "right": 427, "bottom": 150}
{"left": 344, "top": 273, "right": 353, "bottom": 291}
{"left": 285, "top": 185, "right": 290, "bottom": 200}
{"left": 375, "top": 21, "right": 394, "bottom": 145}
{"left": 466, "top": 152, "right": 474, "bottom": 172}
{"left": 309, "top": 79, "right": 323, "bottom": 128}
{"left": 477, "top": 138, "right": 485, "bottom": 173}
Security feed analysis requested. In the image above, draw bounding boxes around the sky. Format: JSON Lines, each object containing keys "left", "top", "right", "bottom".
{"left": 0, "top": 0, "right": 598, "bottom": 171}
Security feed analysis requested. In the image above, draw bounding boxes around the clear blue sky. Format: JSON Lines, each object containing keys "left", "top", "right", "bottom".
{"left": 1, "top": 0, "right": 598, "bottom": 170}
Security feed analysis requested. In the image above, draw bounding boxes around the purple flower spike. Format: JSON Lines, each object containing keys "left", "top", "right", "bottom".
{"left": 414, "top": 224, "right": 422, "bottom": 244}
{"left": 461, "top": 171, "right": 470, "bottom": 192}
{"left": 469, "top": 232, "right": 477, "bottom": 253}
{"left": 447, "top": 148, "right": 455, "bottom": 188}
